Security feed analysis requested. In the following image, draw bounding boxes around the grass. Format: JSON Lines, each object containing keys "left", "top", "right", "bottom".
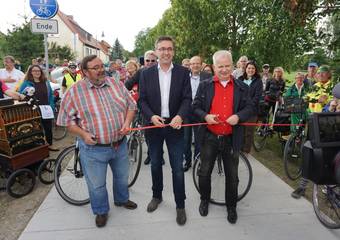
{"left": 251, "top": 133, "right": 313, "bottom": 202}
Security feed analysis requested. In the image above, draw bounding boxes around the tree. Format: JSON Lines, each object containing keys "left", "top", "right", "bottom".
{"left": 111, "top": 38, "right": 124, "bottom": 60}
{"left": 48, "top": 42, "right": 75, "bottom": 62}
{"left": 2, "top": 20, "right": 44, "bottom": 71}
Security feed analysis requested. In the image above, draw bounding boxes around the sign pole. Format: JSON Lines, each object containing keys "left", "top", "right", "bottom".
{"left": 43, "top": 33, "right": 49, "bottom": 78}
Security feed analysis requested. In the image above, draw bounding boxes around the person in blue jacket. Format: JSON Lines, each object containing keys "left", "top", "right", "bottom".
{"left": 19, "top": 64, "right": 58, "bottom": 151}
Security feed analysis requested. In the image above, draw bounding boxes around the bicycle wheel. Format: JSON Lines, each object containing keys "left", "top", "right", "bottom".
{"left": 312, "top": 184, "right": 340, "bottom": 229}
{"left": 6, "top": 168, "right": 36, "bottom": 198}
{"left": 253, "top": 124, "right": 268, "bottom": 152}
{"left": 127, "top": 134, "right": 142, "bottom": 187}
{"left": 38, "top": 159, "right": 56, "bottom": 184}
{"left": 52, "top": 120, "right": 67, "bottom": 141}
{"left": 283, "top": 134, "right": 303, "bottom": 180}
{"left": 54, "top": 145, "right": 90, "bottom": 206}
{"left": 192, "top": 152, "right": 253, "bottom": 205}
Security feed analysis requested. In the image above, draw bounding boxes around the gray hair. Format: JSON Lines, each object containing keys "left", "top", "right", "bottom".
{"left": 212, "top": 50, "right": 233, "bottom": 65}
{"left": 144, "top": 50, "right": 156, "bottom": 59}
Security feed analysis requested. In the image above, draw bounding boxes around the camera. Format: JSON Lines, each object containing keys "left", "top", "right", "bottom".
{"left": 302, "top": 112, "right": 340, "bottom": 185}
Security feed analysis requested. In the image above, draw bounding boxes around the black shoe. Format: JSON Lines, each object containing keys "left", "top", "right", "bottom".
{"left": 199, "top": 200, "right": 209, "bottom": 217}
{"left": 176, "top": 208, "right": 187, "bottom": 225}
{"left": 114, "top": 200, "right": 138, "bottom": 210}
{"left": 227, "top": 208, "right": 237, "bottom": 224}
{"left": 95, "top": 214, "right": 108, "bottom": 228}
{"left": 147, "top": 198, "right": 162, "bottom": 212}
{"left": 291, "top": 187, "right": 305, "bottom": 199}
{"left": 144, "top": 156, "right": 151, "bottom": 165}
{"left": 183, "top": 162, "right": 192, "bottom": 172}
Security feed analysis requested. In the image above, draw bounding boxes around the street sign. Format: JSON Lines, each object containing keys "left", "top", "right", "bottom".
{"left": 31, "top": 18, "right": 58, "bottom": 34}
{"left": 29, "top": 0, "right": 59, "bottom": 19}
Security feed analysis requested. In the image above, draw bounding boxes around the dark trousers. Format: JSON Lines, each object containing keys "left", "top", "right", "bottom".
{"left": 145, "top": 127, "right": 186, "bottom": 208}
{"left": 183, "top": 125, "right": 200, "bottom": 164}
{"left": 41, "top": 119, "right": 53, "bottom": 145}
{"left": 242, "top": 116, "right": 257, "bottom": 153}
{"left": 198, "top": 131, "right": 239, "bottom": 208}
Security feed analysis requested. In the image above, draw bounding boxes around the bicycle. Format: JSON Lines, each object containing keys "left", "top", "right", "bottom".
{"left": 52, "top": 89, "right": 67, "bottom": 141}
{"left": 312, "top": 184, "right": 340, "bottom": 229}
{"left": 253, "top": 96, "right": 288, "bottom": 153}
{"left": 54, "top": 141, "right": 90, "bottom": 206}
{"left": 192, "top": 151, "right": 253, "bottom": 205}
{"left": 283, "top": 102, "right": 307, "bottom": 181}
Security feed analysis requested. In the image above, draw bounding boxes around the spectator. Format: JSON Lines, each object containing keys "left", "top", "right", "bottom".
{"left": 202, "top": 63, "right": 214, "bottom": 75}
{"left": 238, "top": 61, "right": 263, "bottom": 153}
{"left": 232, "top": 55, "right": 248, "bottom": 79}
{"left": 181, "top": 58, "right": 190, "bottom": 69}
{"left": 261, "top": 64, "right": 272, "bottom": 91}
{"left": 0, "top": 80, "right": 25, "bottom": 100}
{"left": 265, "top": 67, "right": 285, "bottom": 114}
{"left": 19, "top": 65, "right": 57, "bottom": 151}
{"left": 0, "top": 56, "right": 25, "bottom": 91}
{"left": 62, "top": 62, "right": 82, "bottom": 93}
{"left": 183, "top": 56, "right": 211, "bottom": 172}
{"left": 125, "top": 60, "right": 139, "bottom": 80}
{"left": 303, "top": 62, "right": 318, "bottom": 87}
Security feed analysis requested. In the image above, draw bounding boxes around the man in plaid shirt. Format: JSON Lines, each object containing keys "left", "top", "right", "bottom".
{"left": 57, "top": 55, "right": 137, "bottom": 228}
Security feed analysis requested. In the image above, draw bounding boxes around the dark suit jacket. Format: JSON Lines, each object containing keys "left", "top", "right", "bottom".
{"left": 192, "top": 77, "right": 254, "bottom": 151}
{"left": 237, "top": 76, "right": 263, "bottom": 114}
{"left": 139, "top": 64, "right": 192, "bottom": 123}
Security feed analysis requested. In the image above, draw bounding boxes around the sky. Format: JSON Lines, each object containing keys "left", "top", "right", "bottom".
{"left": 0, "top": 0, "right": 171, "bottom": 51}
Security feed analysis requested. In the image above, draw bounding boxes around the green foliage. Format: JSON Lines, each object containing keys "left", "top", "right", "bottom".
{"left": 111, "top": 38, "right": 124, "bottom": 60}
{"left": 2, "top": 21, "right": 44, "bottom": 71}
{"left": 48, "top": 42, "right": 75, "bottom": 62}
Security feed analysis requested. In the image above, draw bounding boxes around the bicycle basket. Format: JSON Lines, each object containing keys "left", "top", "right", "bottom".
{"left": 273, "top": 110, "right": 290, "bottom": 133}
{"left": 283, "top": 97, "right": 307, "bottom": 113}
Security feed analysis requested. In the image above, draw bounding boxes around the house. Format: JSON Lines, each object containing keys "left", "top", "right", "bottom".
{"left": 48, "top": 9, "right": 111, "bottom": 63}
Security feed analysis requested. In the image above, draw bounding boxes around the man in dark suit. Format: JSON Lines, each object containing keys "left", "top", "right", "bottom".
{"left": 139, "top": 36, "right": 191, "bottom": 225}
{"left": 192, "top": 50, "right": 253, "bottom": 224}
{"left": 183, "top": 56, "right": 211, "bottom": 172}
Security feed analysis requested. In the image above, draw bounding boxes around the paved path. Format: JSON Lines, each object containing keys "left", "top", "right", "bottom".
{"left": 18, "top": 151, "right": 340, "bottom": 240}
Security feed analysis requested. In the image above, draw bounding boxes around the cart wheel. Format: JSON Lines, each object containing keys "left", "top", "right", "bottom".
{"left": 38, "top": 159, "right": 56, "bottom": 185}
{"left": 6, "top": 168, "right": 36, "bottom": 198}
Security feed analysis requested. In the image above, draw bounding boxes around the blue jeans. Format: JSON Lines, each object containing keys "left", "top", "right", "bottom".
{"left": 145, "top": 127, "right": 186, "bottom": 208}
{"left": 79, "top": 138, "right": 129, "bottom": 215}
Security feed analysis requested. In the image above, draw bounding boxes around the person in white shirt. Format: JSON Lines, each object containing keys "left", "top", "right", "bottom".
{"left": 0, "top": 56, "right": 24, "bottom": 91}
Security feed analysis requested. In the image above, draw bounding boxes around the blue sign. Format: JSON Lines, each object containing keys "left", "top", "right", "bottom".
{"left": 30, "top": 0, "right": 58, "bottom": 19}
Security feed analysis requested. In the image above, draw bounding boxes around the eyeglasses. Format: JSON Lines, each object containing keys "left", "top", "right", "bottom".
{"left": 145, "top": 59, "right": 156, "bottom": 63}
{"left": 87, "top": 65, "right": 105, "bottom": 71}
{"left": 157, "top": 47, "right": 174, "bottom": 52}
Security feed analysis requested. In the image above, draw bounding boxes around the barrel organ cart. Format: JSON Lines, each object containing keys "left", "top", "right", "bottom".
{"left": 0, "top": 101, "right": 55, "bottom": 198}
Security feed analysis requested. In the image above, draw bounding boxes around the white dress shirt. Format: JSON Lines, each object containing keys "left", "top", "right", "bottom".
{"left": 158, "top": 63, "right": 173, "bottom": 118}
{"left": 190, "top": 73, "right": 200, "bottom": 100}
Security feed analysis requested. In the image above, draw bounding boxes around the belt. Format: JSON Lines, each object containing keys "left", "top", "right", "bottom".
{"left": 95, "top": 137, "right": 125, "bottom": 148}
{"left": 207, "top": 130, "right": 231, "bottom": 140}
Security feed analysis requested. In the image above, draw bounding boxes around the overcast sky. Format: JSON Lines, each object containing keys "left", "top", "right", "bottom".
{"left": 0, "top": 0, "right": 171, "bottom": 51}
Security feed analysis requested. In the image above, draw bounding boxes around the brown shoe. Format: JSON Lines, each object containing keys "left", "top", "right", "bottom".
{"left": 176, "top": 208, "right": 187, "bottom": 225}
{"left": 95, "top": 214, "right": 108, "bottom": 228}
{"left": 114, "top": 200, "right": 137, "bottom": 210}
{"left": 147, "top": 198, "right": 162, "bottom": 212}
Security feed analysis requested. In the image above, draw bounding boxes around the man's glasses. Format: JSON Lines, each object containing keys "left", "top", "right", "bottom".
{"left": 157, "top": 47, "right": 173, "bottom": 52}
{"left": 87, "top": 65, "right": 105, "bottom": 71}
{"left": 145, "top": 59, "right": 156, "bottom": 63}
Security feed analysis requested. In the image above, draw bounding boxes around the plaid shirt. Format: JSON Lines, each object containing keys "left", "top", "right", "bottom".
{"left": 57, "top": 77, "right": 136, "bottom": 144}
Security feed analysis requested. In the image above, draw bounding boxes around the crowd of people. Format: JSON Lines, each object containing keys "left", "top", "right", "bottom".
{"left": 1, "top": 35, "right": 339, "bottom": 228}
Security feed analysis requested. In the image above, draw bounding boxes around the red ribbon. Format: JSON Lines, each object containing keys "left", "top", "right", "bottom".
{"left": 127, "top": 122, "right": 305, "bottom": 132}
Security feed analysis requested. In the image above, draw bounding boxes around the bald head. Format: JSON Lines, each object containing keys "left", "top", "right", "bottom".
{"left": 190, "top": 56, "right": 203, "bottom": 75}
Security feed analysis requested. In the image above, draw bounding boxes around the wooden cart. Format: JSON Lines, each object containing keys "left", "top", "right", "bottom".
{"left": 0, "top": 101, "right": 53, "bottom": 198}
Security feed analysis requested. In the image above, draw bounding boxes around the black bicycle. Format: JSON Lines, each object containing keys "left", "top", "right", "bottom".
{"left": 54, "top": 141, "right": 90, "bottom": 206}
{"left": 192, "top": 151, "right": 253, "bottom": 205}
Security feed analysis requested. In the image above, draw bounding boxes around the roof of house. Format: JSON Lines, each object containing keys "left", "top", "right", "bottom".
{"left": 57, "top": 10, "right": 109, "bottom": 55}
